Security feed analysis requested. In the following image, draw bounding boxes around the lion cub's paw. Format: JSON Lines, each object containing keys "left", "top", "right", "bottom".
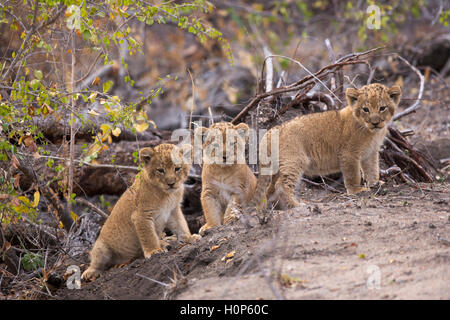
{"left": 188, "top": 234, "right": 202, "bottom": 243}
{"left": 160, "top": 237, "right": 176, "bottom": 250}
{"left": 224, "top": 206, "right": 240, "bottom": 224}
{"left": 285, "top": 198, "right": 302, "bottom": 209}
{"left": 199, "top": 224, "right": 214, "bottom": 236}
{"left": 346, "top": 186, "right": 369, "bottom": 195}
{"left": 144, "top": 248, "right": 165, "bottom": 259}
{"left": 81, "top": 267, "right": 101, "bottom": 282}
{"left": 366, "top": 180, "right": 383, "bottom": 189}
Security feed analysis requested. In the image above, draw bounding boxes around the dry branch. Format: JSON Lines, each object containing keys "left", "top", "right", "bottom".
{"left": 75, "top": 198, "right": 109, "bottom": 220}
{"left": 324, "top": 38, "right": 344, "bottom": 104}
{"left": 392, "top": 56, "right": 425, "bottom": 121}
{"left": 231, "top": 59, "right": 369, "bottom": 124}
{"left": 380, "top": 127, "right": 436, "bottom": 183}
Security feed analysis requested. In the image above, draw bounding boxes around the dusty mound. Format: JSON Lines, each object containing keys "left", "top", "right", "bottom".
{"left": 56, "top": 182, "right": 450, "bottom": 300}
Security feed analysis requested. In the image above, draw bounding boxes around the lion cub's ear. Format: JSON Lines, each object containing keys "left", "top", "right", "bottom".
{"left": 234, "top": 123, "right": 249, "bottom": 142}
{"left": 235, "top": 123, "right": 249, "bottom": 132}
{"left": 194, "top": 126, "right": 208, "bottom": 136}
{"left": 139, "top": 147, "right": 155, "bottom": 165}
{"left": 345, "top": 87, "right": 360, "bottom": 107}
{"left": 178, "top": 144, "right": 193, "bottom": 165}
{"left": 387, "top": 85, "right": 402, "bottom": 105}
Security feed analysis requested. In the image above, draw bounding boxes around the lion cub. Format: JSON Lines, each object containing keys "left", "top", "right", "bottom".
{"left": 252, "top": 83, "right": 401, "bottom": 209}
{"left": 196, "top": 122, "right": 257, "bottom": 234}
{"left": 82, "top": 144, "right": 199, "bottom": 281}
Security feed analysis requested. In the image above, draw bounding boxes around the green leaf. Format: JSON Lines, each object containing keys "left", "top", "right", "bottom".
{"left": 103, "top": 80, "right": 113, "bottom": 93}
{"left": 82, "top": 29, "right": 92, "bottom": 41}
{"left": 22, "top": 252, "right": 44, "bottom": 271}
{"left": 34, "top": 70, "right": 43, "bottom": 80}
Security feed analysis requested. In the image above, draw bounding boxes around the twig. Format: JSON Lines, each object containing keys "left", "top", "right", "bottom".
{"left": 187, "top": 68, "right": 196, "bottom": 131}
{"left": 231, "top": 59, "right": 367, "bottom": 124}
{"left": 336, "top": 46, "right": 384, "bottom": 63}
{"left": 367, "top": 66, "right": 377, "bottom": 85}
{"left": 75, "top": 63, "right": 117, "bottom": 92}
{"left": 301, "top": 177, "right": 340, "bottom": 193}
{"left": 136, "top": 273, "right": 169, "bottom": 287}
{"left": 67, "top": 30, "right": 76, "bottom": 217}
{"left": 392, "top": 56, "right": 425, "bottom": 121}
{"left": 263, "top": 47, "right": 274, "bottom": 93}
{"left": 72, "top": 51, "right": 103, "bottom": 85}
{"left": 380, "top": 165, "right": 402, "bottom": 177}
{"left": 267, "top": 55, "right": 343, "bottom": 103}
{"left": 207, "top": 106, "right": 214, "bottom": 125}
{"left": 76, "top": 198, "right": 109, "bottom": 219}
{"left": 21, "top": 216, "right": 57, "bottom": 241}
{"left": 324, "top": 38, "right": 343, "bottom": 102}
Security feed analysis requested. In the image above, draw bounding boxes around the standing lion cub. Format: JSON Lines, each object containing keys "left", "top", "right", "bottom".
{"left": 82, "top": 144, "right": 200, "bottom": 281}
{"left": 252, "top": 83, "right": 402, "bottom": 209}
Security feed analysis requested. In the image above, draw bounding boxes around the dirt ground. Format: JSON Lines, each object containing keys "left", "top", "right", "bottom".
{"left": 53, "top": 99, "right": 450, "bottom": 300}
{"left": 51, "top": 87, "right": 450, "bottom": 300}
{"left": 55, "top": 179, "right": 449, "bottom": 300}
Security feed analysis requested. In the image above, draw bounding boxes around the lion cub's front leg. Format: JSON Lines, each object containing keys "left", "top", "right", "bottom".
{"left": 167, "top": 206, "right": 201, "bottom": 244}
{"left": 340, "top": 154, "right": 369, "bottom": 195}
{"left": 361, "top": 151, "right": 380, "bottom": 187}
{"left": 131, "top": 211, "right": 164, "bottom": 258}
{"left": 199, "top": 192, "right": 223, "bottom": 235}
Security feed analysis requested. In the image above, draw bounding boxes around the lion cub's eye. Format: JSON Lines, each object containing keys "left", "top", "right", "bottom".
{"left": 174, "top": 167, "right": 181, "bottom": 172}
{"left": 362, "top": 107, "right": 370, "bottom": 113}
{"left": 156, "top": 168, "right": 165, "bottom": 174}
{"left": 379, "top": 106, "right": 387, "bottom": 112}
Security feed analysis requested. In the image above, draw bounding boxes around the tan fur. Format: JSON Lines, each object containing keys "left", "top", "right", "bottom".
{"left": 252, "top": 83, "right": 402, "bottom": 209}
{"left": 196, "top": 122, "right": 257, "bottom": 234}
{"left": 81, "top": 144, "right": 199, "bottom": 281}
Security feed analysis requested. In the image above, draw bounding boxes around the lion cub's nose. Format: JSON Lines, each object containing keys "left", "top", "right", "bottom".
{"left": 168, "top": 182, "right": 175, "bottom": 188}
{"left": 370, "top": 116, "right": 381, "bottom": 125}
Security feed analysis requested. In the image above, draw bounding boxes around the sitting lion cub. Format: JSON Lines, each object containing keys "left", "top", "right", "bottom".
{"left": 196, "top": 122, "right": 257, "bottom": 234}
{"left": 82, "top": 144, "right": 199, "bottom": 281}
{"left": 252, "top": 83, "right": 401, "bottom": 209}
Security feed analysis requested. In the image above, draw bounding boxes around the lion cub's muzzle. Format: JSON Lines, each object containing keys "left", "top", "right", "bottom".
{"left": 165, "top": 178, "right": 179, "bottom": 191}
{"left": 369, "top": 121, "right": 385, "bottom": 130}
{"left": 367, "top": 116, "right": 385, "bottom": 130}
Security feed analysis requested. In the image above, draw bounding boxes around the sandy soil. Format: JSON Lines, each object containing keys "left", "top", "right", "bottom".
{"left": 56, "top": 180, "right": 449, "bottom": 300}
